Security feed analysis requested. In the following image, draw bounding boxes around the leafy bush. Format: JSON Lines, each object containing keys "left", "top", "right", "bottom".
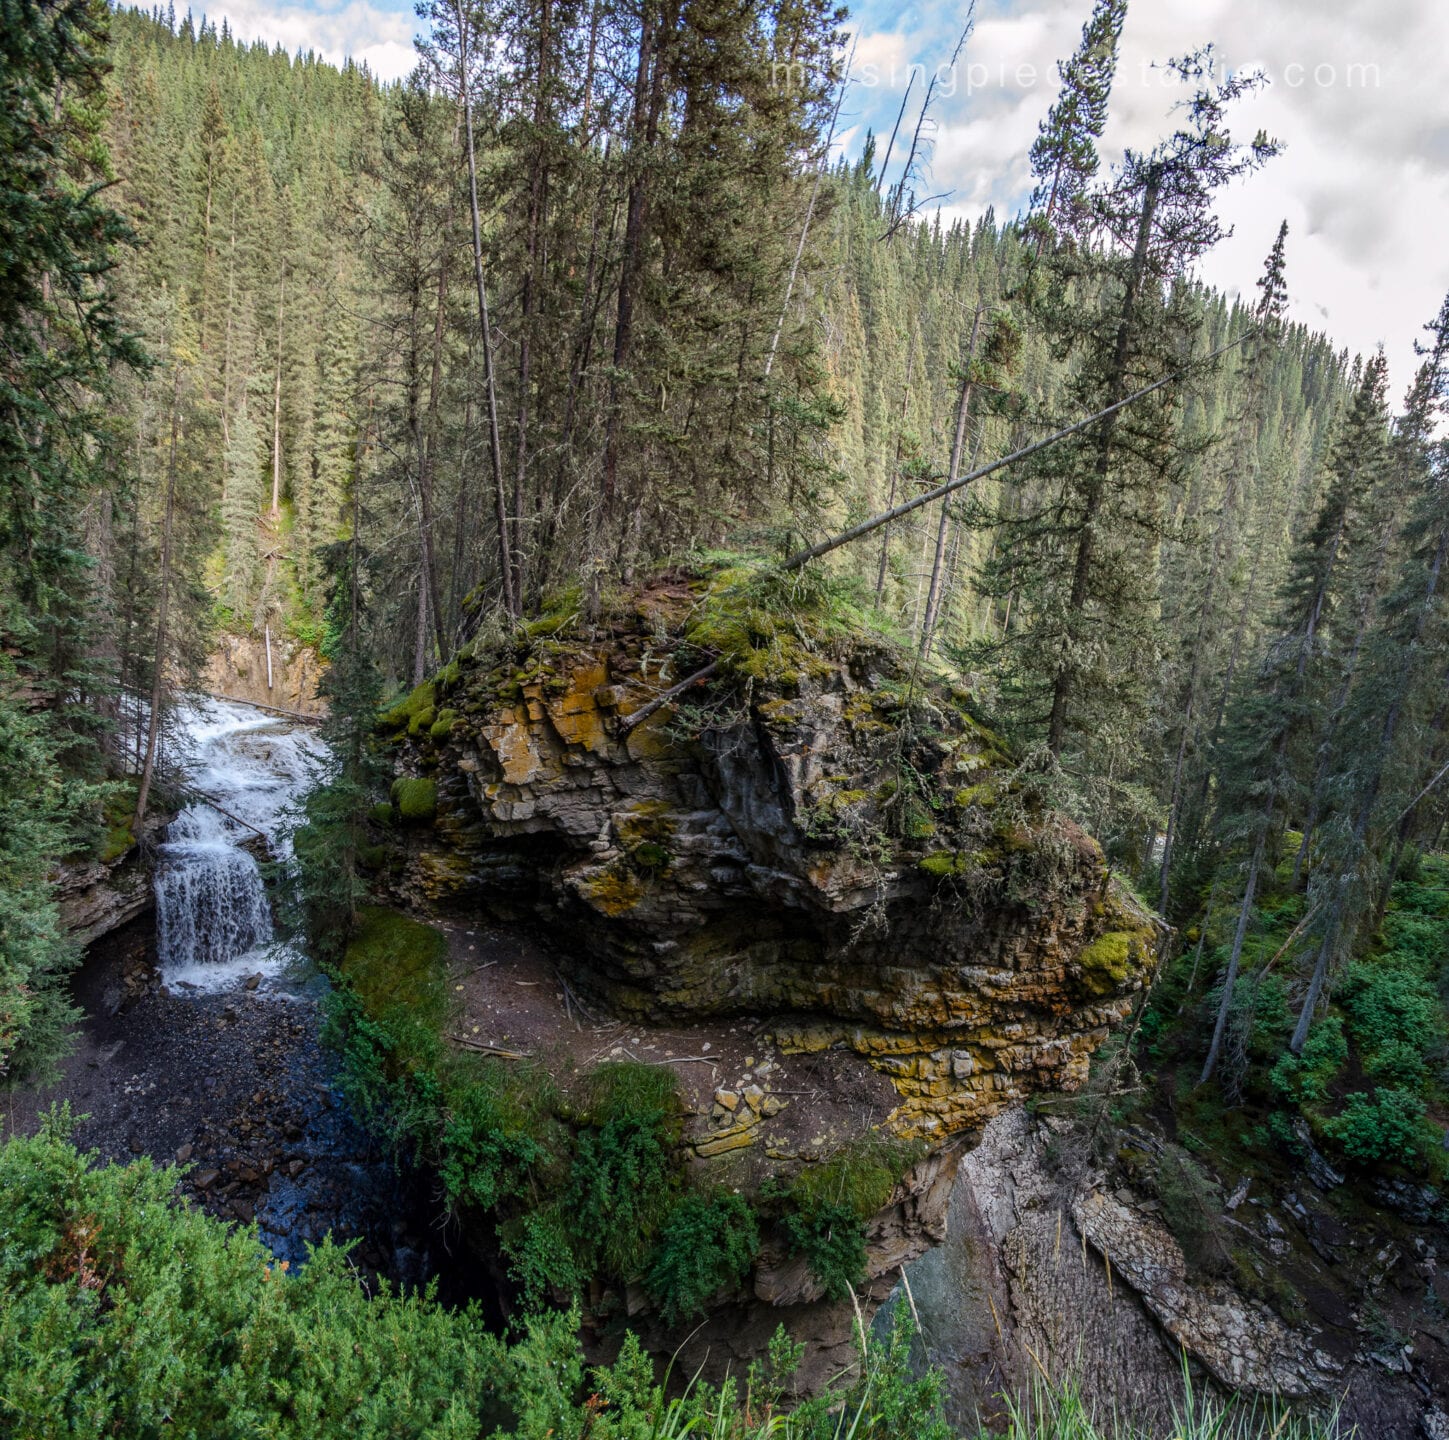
{"left": 775, "top": 1134, "right": 921, "bottom": 1299}
{"left": 1340, "top": 960, "right": 1442, "bottom": 1083}
{"left": 438, "top": 1069, "right": 548, "bottom": 1213}
{"left": 1270, "top": 1016, "right": 1346, "bottom": 1104}
{"left": 499, "top": 1207, "right": 587, "bottom": 1312}
{"left": 1324, "top": 1088, "right": 1437, "bottom": 1170}
{"left": 782, "top": 1196, "right": 866, "bottom": 1300}
{"left": 647, "top": 1189, "right": 760, "bottom": 1324}
{"left": 0, "top": 1116, "right": 509, "bottom": 1439}
{"left": 567, "top": 1109, "right": 679, "bottom": 1278}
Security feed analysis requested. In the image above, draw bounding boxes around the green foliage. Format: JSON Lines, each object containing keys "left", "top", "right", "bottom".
{"left": 437, "top": 1067, "right": 548, "bottom": 1213}
{"left": 0, "top": 1118, "right": 508, "bottom": 1439}
{"left": 1339, "top": 960, "right": 1443, "bottom": 1087}
{"left": 566, "top": 1108, "right": 680, "bottom": 1279}
{"left": 379, "top": 681, "right": 437, "bottom": 734}
{"left": 647, "top": 1190, "right": 760, "bottom": 1325}
{"left": 1270, "top": 1017, "right": 1347, "bottom": 1104}
{"left": 498, "top": 1208, "right": 587, "bottom": 1313}
{"left": 0, "top": 682, "right": 93, "bottom": 1084}
{"left": 1153, "top": 1145, "right": 1231, "bottom": 1278}
{"left": 392, "top": 776, "right": 438, "bottom": 823}
{"left": 682, "top": 560, "right": 898, "bottom": 687}
{"left": 781, "top": 1196, "right": 865, "bottom": 1301}
{"left": 1324, "top": 1088, "right": 1438, "bottom": 1170}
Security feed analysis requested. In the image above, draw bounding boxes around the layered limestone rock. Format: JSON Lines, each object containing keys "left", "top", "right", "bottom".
{"left": 205, "top": 631, "right": 325, "bottom": 716}
{"left": 378, "top": 572, "right": 1157, "bottom": 1145}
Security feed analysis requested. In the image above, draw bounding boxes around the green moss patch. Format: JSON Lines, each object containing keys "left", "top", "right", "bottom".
{"left": 390, "top": 776, "right": 437, "bottom": 823}
{"left": 1079, "top": 930, "right": 1141, "bottom": 995}
{"left": 339, "top": 906, "right": 449, "bottom": 1027}
{"left": 378, "top": 680, "right": 436, "bottom": 734}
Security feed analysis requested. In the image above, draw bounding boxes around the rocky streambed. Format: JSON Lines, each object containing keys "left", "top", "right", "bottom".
{"left": 6, "top": 699, "right": 475, "bottom": 1298}
{"left": 3, "top": 914, "right": 446, "bottom": 1287}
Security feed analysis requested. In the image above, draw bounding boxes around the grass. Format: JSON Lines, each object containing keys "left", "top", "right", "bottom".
{"left": 967, "top": 1369, "right": 1345, "bottom": 1439}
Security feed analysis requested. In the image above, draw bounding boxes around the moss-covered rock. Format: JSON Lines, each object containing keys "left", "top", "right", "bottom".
{"left": 378, "top": 680, "right": 436, "bottom": 735}
{"left": 391, "top": 777, "right": 437, "bottom": 823}
{"left": 1079, "top": 929, "right": 1150, "bottom": 996}
{"left": 377, "top": 567, "right": 1157, "bottom": 1145}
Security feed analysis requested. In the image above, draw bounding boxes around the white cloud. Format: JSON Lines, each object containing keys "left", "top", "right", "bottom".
{"left": 847, "top": 0, "right": 1449, "bottom": 396}
{"left": 196, "top": 0, "right": 418, "bottom": 80}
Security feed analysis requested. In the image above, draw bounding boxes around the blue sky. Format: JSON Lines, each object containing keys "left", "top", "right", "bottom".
{"left": 195, "top": 0, "right": 1449, "bottom": 394}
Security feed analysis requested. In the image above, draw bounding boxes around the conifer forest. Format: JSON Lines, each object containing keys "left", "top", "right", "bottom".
{"left": 4, "top": 0, "right": 1449, "bottom": 1435}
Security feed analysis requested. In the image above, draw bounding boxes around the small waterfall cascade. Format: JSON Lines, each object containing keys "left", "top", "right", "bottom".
{"left": 154, "top": 699, "right": 324, "bottom": 991}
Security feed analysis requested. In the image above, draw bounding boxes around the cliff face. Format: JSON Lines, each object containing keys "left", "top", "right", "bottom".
{"left": 205, "top": 632, "right": 325, "bottom": 716}
{"left": 379, "top": 572, "right": 1157, "bottom": 1147}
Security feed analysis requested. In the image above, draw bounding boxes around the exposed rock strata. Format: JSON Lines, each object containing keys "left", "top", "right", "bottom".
{"left": 379, "top": 579, "right": 1158, "bottom": 1145}
{"left": 205, "top": 631, "right": 325, "bottom": 716}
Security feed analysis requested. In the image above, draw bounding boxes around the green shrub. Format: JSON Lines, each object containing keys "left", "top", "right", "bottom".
{"left": 1270, "top": 1015, "right": 1347, "bottom": 1103}
{"left": 647, "top": 1189, "right": 760, "bottom": 1324}
{"left": 0, "top": 1117, "right": 507, "bottom": 1439}
{"left": 782, "top": 1196, "right": 868, "bottom": 1301}
{"left": 776, "top": 1135, "right": 922, "bottom": 1300}
{"left": 567, "top": 1108, "right": 679, "bottom": 1278}
{"left": 499, "top": 1207, "right": 587, "bottom": 1311}
{"left": 438, "top": 1073, "right": 547, "bottom": 1213}
{"left": 1340, "top": 959, "right": 1442, "bottom": 1084}
{"left": 1325, "top": 1088, "right": 1437, "bottom": 1170}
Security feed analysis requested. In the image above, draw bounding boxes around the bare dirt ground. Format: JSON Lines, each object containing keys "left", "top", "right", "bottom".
{"left": 439, "top": 916, "right": 899, "bottom": 1180}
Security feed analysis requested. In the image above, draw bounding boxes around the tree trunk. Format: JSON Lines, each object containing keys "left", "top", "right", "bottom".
{"left": 512, "top": 0, "right": 552, "bottom": 609}
{"left": 601, "top": 0, "right": 670, "bottom": 516}
{"left": 134, "top": 365, "right": 183, "bottom": 827}
{"left": 455, "top": 0, "right": 517, "bottom": 619}
{"left": 270, "top": 267, "right": 285, "bottom": 516}
{"left": 875, "top": 348, "right": 914, "bottom": 603}
{"left": 1200, "top": 825, "right": 1265, "bottom": 1085}
{"left": 920, "top": 307, "right": 983, "bottom": 655}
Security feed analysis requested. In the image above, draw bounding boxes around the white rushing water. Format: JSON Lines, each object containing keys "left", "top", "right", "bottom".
{"left": 154, "top": 698, "right": 325, "bottom": 992}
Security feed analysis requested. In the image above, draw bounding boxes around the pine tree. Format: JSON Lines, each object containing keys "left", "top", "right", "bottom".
{"left": 1024, "top": 0, "right": 1127, "bottom": 249}
{"left": 974, "top": 61, "right": 1277, "bottom": 846}
{"left": 1200, "top": 351, "right": 1390, "bottom": 1082}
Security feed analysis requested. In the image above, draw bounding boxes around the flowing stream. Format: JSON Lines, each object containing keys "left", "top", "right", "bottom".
{"left": 154, "top": 699, "right": 321, "bottom": 991}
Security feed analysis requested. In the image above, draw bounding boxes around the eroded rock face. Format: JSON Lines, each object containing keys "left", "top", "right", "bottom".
{"left": 382, "top": 583, "right": 1157, "bottom": 1144}
{"left": 893, "top": 1110, "right": 1326, "bottom": 1428}
{"left": 205, "top": 632, "right": 325, "bottom": 716}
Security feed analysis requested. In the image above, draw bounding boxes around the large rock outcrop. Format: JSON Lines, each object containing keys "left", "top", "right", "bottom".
{"left": 205, "top": 631, "right": 325, "bottom": 716}
{"left": 379, "top": 570, "right": 1157, "bottom": 1146}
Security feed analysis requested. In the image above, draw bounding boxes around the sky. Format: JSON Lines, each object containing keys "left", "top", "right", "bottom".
{"left": 187, "top": 0, "right": 1449, "bottom": 395}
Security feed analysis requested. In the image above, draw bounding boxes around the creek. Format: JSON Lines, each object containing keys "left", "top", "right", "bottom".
{"left": 7, "top": 698, "right": 462, "bottom": 1292}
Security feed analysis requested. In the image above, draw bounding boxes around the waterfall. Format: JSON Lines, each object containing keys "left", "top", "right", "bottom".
{"left": 154, "top": 698, "right": 324, "bottom": 991}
